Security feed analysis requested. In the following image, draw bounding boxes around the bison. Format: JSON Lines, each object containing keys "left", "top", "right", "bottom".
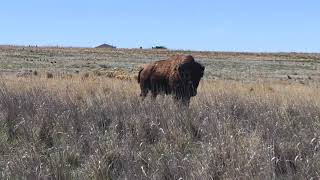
{"left": 137, "top": 55, "right": 205, "bottom": 106}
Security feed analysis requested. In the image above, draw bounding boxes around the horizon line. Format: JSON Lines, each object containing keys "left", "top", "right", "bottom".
{"left": 0, "top": 44, "right": 319, "bottom": 54}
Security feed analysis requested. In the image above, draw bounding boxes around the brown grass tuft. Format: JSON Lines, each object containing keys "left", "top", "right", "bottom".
{"left": 46, "top": 72, "right": 54, "bottom": 78}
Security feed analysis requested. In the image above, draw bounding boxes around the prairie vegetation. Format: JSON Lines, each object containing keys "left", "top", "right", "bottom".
{"left": 0, "top": 75, "right": 320, "bottom": 179}
{"left": 1, "top": 46, "right": 320, "bottom": 82}
{"left": 0, "top": 46, "right": 320, "bottom": 179}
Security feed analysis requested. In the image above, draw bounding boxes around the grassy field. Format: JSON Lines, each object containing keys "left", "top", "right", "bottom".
{"left": 1, "top": 46, "right": 320, "bottom": 179}
{"left": 1, "top": 45, "right": 320, "bottom": 83}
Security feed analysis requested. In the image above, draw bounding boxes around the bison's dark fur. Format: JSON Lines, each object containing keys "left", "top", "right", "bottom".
{"left": 137, "top": 55, "right": 205, "bottom": 106}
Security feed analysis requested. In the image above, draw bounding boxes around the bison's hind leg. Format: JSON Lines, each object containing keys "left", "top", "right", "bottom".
{"left": 139, "top": 82, "right": 149, "bottom": 100}
{"left": 151, "top": 91, "right": 158, "bottom": 100}
{"left": 173, "top": 95, "right": 190, "bottom": 107}
{"left": 140, "top": 88, "right": 148, "bottom": 99}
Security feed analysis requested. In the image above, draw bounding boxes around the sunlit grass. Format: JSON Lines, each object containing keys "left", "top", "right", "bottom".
{"left": 0, "top": 76, "right": 319, "bottom": 179}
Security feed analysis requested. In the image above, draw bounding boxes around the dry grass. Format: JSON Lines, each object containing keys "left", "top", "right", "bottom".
{"left": 1, "top": 46, "right": 320, "bottom": 83}
{"left": 0, "top": 75, "right": 320, "bottom": 179}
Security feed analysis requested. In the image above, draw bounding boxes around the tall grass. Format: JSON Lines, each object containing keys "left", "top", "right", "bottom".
{"left": 0, "top": 76, "right": 320, "bottom": 179}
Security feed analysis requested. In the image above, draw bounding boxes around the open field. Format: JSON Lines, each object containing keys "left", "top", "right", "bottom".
{"left": 1, "top": 46, "right": 320, "bottom": 83}
{"left": 1, "top": 46, "right": 320, "bottom": 179}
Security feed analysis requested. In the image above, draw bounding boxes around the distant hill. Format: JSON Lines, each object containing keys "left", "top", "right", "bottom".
{"left": 95, "top": 44, "right": 116, "bottom": 49}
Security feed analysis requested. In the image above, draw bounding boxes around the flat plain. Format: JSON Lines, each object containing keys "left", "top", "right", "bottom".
{"left": 1, "top": 45, "right": 320, "bottom": 83}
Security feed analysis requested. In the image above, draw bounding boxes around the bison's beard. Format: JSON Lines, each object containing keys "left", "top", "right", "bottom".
{"left": 174, "top": 89, "right": 195, "bottom": 100}
{"left": 188, "top": 81, "right": 198, "bottom": 97}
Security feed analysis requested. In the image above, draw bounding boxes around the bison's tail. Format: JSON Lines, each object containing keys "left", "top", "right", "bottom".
{"left": 137, "top": 68, "right": 143, "bottom": 83}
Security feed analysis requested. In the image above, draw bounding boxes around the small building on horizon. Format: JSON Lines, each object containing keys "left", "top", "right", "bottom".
{"left": 95, "top": 43, "right": 117, "bottom": 49}
{"left": 152, "top": 46, "right": 167, "bottom": 50}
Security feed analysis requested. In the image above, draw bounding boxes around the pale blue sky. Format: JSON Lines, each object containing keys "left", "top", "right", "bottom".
{"left": 1, "top": 0, "right": 319, "bottom": 52}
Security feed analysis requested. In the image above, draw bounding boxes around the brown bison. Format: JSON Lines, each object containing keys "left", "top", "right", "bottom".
{"left": 137, "top": 55, "right": 205, "bottom": 106}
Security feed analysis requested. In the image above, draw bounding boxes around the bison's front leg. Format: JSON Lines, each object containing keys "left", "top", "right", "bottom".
{"left": 173, "top": 95, "right": 190, "bottom": 107}
{"left": 181, "top": 98, "right": 190, "bottom": 107}
{"left": 172, "top": 85, "right": 191, "bottom": 107}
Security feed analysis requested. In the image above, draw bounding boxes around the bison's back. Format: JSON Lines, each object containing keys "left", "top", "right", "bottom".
{"left": 151, "top": 55, "right": 194, "bottom": 77}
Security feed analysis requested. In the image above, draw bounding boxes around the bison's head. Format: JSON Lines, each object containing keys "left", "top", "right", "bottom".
{"left": 176, "top": 58, "right": 205, "bottom": 97}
